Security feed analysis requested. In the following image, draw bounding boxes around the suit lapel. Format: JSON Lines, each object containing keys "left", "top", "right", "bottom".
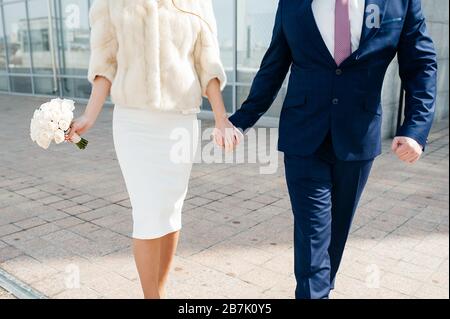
{"left": 342, "top": 0, "right": 388, "bottom": 66}
{"left": 359, "top": 0, "right": 388, "bottom": 46}
{"left": 300, "top": 0, "right": 388, "bottom": 67}
{"left": 300, "top": 0, "right": 337, "bottom": 67}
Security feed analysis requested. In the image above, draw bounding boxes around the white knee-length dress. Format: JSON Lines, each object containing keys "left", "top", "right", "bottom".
{"left": 113, "top": 105, "right": 199, "bottom": 239}
{"left": 87, "top": 0, "right": 225, "bottom": 239}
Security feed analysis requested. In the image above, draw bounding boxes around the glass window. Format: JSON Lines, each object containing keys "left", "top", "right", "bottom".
{"left": 0, "top": 6, "right": 7, "bottom": 72}
{"left": 0, "top": 75, "right": 8, "bottom": 91}
{"left": 236, "top": 0, "right": 278, "bottom": 83}
{"left": 27, "top": 0, "right": 54, "bottom": 74}
{"left": 58, "top": 0, "right": 90, "bottom": 77}
{"left": 202, "top": 0, "right": 234, "bottom": 113}
{"left": 60, "top": 76, "right": 91, "bottom": 99}
{"left": 235, "top": 0, "right": 285, "bottom": 119}
{"left": 214, "top": 0, "right": 234, "bottom": 77}
{"left": 3, "top": 1, "right": 32, "bottom": 74}
{"left": 34, "top": 76, "right": 57, "bottom": 95}
{"left": 10, "top": 75, "right": 32, "bottom": 93}
{"left": 237, "top": 85, "right": 286, "bottom": 118}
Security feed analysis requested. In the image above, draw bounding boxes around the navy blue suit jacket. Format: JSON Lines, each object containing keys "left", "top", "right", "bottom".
{"left": 229, "top": 0, "right": 437, "bottom": 161}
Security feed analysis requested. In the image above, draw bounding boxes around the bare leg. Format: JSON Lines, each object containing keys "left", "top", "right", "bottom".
{"left": 158, "top": 231, "right": 180, "bottom": 298}
{"left": 133, "top": 238, "right": 162, "bottom": 299}
{"left": 133, "top": 231, "right": 180, "bottom": 299}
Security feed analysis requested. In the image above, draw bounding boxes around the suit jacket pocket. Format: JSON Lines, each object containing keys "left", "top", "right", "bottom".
{"left": 283, "top": 94, "right": 307, "bottom": 109}
{"left": 380, "top": 17, "right": 404, "bottom": 29}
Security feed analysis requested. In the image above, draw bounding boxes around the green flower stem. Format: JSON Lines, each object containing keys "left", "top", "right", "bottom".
{"left": 75, "top": 138, "right": 89, "bottom": 150}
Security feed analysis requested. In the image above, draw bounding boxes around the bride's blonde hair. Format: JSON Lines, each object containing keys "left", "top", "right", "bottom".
{"left": 171, "top": 0, "right": 213, "bottom": 33}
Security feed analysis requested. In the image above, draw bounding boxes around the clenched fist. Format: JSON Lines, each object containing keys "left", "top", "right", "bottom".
{"left": 391, "top": 136, "right": 423, "bottom": 164}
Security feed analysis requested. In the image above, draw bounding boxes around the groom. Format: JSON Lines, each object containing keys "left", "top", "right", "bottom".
{"left": 229, "top": 0, "right": 437, "bottom": 299}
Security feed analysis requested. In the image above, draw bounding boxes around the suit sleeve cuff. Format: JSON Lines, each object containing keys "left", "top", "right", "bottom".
{"left": 396, "top": 127, "right": 428, "bottom": 151}
{"left": 229, "top": 112, "right": 251, "bottom": 132}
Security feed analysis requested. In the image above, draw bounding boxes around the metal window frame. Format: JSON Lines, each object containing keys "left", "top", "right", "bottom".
{"left": 25, "top": 0, "right": 37, "bottom": 94}
{"left": 232, "top": 0, "right": 238, "bottom": 114}
{"left": 0, "top": 1, "right": 12, "bottom": 92}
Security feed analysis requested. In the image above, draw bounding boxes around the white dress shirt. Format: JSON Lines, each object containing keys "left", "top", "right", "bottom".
{"left": 312, "top": 0, "right": 366, "bottom": 57}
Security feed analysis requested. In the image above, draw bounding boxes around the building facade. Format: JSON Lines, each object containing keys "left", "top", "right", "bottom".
{"left": 0, "top": 0, "right": 448, "bottom": 137}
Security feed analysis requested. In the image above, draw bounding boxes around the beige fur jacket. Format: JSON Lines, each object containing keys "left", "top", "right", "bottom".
{"left": 87, "top": 0, "right": 227, "bottom": 114}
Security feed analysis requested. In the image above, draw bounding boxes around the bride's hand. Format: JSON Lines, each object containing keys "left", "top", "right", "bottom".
{"left": 213, "top": 116, "right": 243, "bottom": 152}
{"left": 65, "top": 114, "right": 95, "bottom": 142}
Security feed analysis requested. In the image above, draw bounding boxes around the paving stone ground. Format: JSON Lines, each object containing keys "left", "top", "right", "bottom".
{"left": 0, "top": 94, "right": 448, "bottom": 299}
{"left": 0, "top": 287, "right": 15, "bottom": 299}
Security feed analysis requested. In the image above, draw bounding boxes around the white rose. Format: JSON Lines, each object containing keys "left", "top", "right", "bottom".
{"left": 30, "top": 118, "right": 39, "bottom": 141}
{"left": 61, "top": 99, "right": 75, "bottom": 112}
{"left": 44, "top": 130, "right": 54, "bottom": 140}
{"left": 34, "top": 108, "right": 42, "bottom": 119}
{"left": 36, "top": 131, "right": 53, "bottom": 149}
{"left": 33, "top": 109, "right": 41, "bottom": 119}
{"left": 60, "top": 109, "right": 73, "bottom": 123}
{"left": 58, "top": 119, "right": 71, "bottom": 131}
{"left": 39, "top": 102, "right": 51, "bottom": 112}
{"left": 50, "top": 98, "right": 63, "bottom": 107}
{"left": 54, "top": 129, "right": 65, "bottom": 144}
{"left": 39, "top": 109, "right": 53, "bottom": 124}
{"left": 49, "top": 99, "right": 63, "bottom": 117}
{"left": 50, "top": 107, "right": 62, "bottom": 123}
{"left": 30, "top": 115, "right": 48, "bottom": 138}
{"left": 47, "top": 121, "right": 59, "bottom": 132}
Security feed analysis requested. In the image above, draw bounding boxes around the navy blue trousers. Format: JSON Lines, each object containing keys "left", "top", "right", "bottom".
{"left": 284, "top": 133, "right": 374, "bottom": 299}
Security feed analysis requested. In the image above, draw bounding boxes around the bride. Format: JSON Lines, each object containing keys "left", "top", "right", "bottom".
{"left": 67, "top": 0, "right": 241, "bottom": 299}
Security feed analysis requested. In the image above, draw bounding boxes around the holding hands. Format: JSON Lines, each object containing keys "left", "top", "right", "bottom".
{"left": 213, "top": 116, "right": 243, "bottom": 152}
{"left": 205, "top": 77, "right": 243, "bottom": 152}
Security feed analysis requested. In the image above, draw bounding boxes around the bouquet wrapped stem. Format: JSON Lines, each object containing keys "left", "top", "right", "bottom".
{"left": 68, "top": 132, "right": 89, "bottom": 150}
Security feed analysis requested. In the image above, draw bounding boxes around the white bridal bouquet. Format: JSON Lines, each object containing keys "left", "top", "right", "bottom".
{"left": 30, "top": 98, "right": 88, "bottom": 150}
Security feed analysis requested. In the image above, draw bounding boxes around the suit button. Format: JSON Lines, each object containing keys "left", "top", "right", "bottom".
{"left": 332, "top": 98, "right": 339, "bottom": 105}
{"left": 335, "top": 69, "right": 343, "bottom": 75}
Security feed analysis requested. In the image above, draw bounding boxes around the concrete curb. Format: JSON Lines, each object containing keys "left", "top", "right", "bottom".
{"left": 0, "top": 268, "right": 47, "bottom": 299}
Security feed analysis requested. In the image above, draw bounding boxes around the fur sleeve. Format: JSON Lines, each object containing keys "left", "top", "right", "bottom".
{"left": 87, "top": 0, "right": 118, "bottom": 85}
{"left": 194, "top": 0, "right": 227, "bottom": 97}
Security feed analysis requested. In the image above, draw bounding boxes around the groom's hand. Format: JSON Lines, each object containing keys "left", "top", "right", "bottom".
{"left": 213, "top": 117, "right": 243, "bottom": 153}
{"left": 391, "top": 136, "right": 423, "bottom": 164}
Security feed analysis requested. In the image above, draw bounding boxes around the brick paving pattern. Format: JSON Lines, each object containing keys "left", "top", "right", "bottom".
{"left": 0, "top": 94, "right": 448, "bottom": 299}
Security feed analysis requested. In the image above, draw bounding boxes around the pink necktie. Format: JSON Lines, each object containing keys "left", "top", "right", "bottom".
{"left": 334, "top": 0, "right": 352, "bottom": 66}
